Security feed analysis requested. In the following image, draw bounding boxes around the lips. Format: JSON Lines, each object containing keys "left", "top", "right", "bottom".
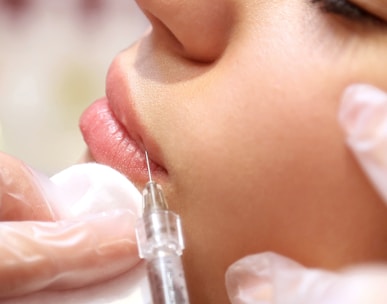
{"left": 79, "top": 97, "right": 166, "bottom": 186}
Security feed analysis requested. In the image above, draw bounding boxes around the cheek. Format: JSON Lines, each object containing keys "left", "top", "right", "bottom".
{"left": 167, "top": 32, "right": 343, "bottom": 203}
{"left": 163, "top": 20, "right": 387, "bottom": 267}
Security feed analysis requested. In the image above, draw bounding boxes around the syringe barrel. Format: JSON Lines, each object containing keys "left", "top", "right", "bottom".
{"left": 147, "top": 254, "right": 190, "bottom": 304}
{"left": 135, "top": 179, "right": 190, "bottom": 303}
{"left": 136, "top": 210, "right": 190, "bottom": 303}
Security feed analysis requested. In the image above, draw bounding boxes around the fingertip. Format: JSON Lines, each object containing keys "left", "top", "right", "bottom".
{"left": 339, "top": 84, "right": 387, "bottom": 204}
{"left": 339, "top": 84, "right": 387, "bottom": 145}
{"left": 226, "top": 252, "right": 298, "bottom": 303}
{"left": 0, "top": 152, "right": 54, "bottom": 221}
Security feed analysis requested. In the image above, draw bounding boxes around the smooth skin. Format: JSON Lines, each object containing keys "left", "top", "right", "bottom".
{"left": 226, "top": 84, "right": 387, "bottom": 303}
{"left": 84, "top": 0, "right": 387, "bottom": 303}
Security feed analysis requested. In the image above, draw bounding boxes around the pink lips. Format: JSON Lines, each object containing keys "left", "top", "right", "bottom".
{"left": 79, "top": 97, "right": 165, "bottom": 186}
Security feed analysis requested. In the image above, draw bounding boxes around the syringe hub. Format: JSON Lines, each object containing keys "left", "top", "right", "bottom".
{"left": 136, "top": 181, "right": 185, "bottom": 259}
{"left": 143, "top": 181, "right": 169, "bottom": 213}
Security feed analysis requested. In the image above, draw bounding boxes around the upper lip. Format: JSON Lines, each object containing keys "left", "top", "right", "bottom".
{"left": 105, "top": 54, "right": 165, "bottom": 170}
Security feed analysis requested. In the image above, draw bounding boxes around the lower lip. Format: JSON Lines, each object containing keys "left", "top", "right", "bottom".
{"left": 79, "top": 98, "right": 166, "bottom": 185}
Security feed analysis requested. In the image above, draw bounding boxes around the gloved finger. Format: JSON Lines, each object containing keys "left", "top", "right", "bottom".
{"left": 339, "top": 84, "right": 387, "bottom": 204}
{"left": 226, "top": 252, "right": 387, "bottom": 304}
{"left": 0, "top": 152, "right": 53, "bottom": 221}
{"left": 0, "top": 162, "right": 142, "bottom": 298}
{"left": 0, "top": 209, "right": 139, "bottom": 298}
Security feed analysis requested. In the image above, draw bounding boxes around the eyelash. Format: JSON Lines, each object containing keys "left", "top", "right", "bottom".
{"left": 312, "top": 0, "right": 384, "bottom": 26}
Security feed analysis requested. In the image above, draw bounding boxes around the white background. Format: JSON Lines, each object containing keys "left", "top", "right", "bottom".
{"left": 0, "top": 0, "right": 149, "bottom": 174}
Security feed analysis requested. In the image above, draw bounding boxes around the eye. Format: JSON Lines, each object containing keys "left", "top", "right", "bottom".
{"left": 311, "top": 0, "right": 386, "bottom": 27}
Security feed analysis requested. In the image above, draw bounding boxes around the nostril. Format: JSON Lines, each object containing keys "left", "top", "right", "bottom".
{"left": 144, "top": 10, "right": 218, "bottom": 63}
{"left": 143, "top": 11, "right": 185, "bottom": 53}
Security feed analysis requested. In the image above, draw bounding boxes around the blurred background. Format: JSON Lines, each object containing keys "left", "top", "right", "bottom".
{"left": 0, "top": 0, "right": 148, "bottom": 174}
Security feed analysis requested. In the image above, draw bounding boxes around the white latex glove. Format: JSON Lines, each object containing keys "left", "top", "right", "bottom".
{"left": 0, "top": 153, "right": 142, "bottom": 299}
{"left": 226, "top": 84, "right": 387, "bottom": 304}
{"left": 339, "top": 84, "right": 387, "bottom": 203}
{"left": 226, "top": 252, "right": 387, "bottom": 304}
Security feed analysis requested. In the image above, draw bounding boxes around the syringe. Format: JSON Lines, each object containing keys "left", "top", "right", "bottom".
{"left": 135, "top": 151, "right": 190, "bottom": 304}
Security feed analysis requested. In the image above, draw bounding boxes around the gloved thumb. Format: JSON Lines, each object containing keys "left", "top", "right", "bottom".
{"left": 226, "top": 252, "right": 387, "bottom": 304}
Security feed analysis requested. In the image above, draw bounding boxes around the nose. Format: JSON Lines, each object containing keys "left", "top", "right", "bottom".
{"left": 135, "top": 0, "right": 234, "bottom": 62}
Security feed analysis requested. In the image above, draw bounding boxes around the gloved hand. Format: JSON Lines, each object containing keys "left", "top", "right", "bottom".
{"left": 226, "top": 252, "right": 387, "bottom": 304}
{"left": 0, "top": 154, "right": 142, "bottom": 298}
{"left": 226, "top": 84, "right": 387, "bottom": 304}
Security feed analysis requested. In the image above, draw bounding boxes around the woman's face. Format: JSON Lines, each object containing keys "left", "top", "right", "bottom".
{"left": 80, "top": 0, "right": 387, "bottom": 302}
